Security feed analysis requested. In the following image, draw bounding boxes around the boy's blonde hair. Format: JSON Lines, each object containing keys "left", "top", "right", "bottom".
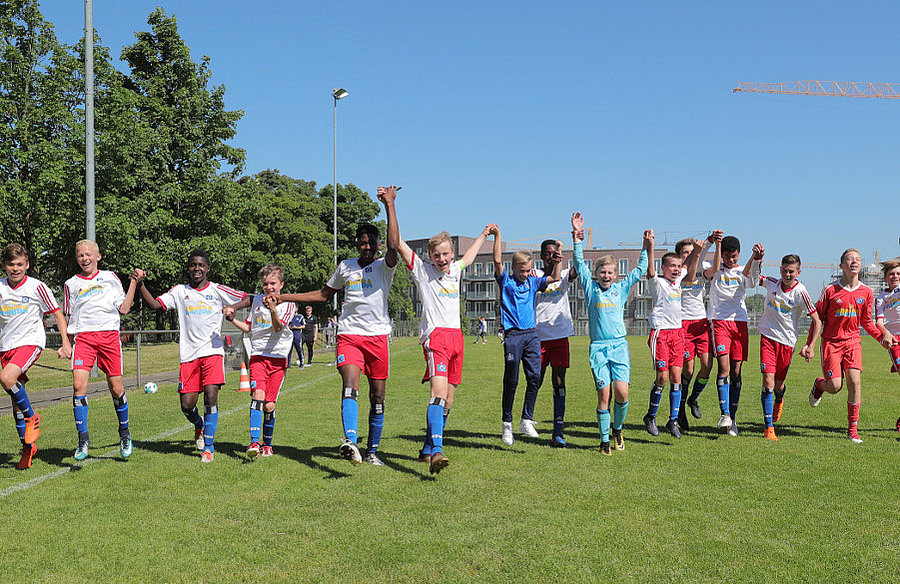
{"left": 882, "top": 259, "right": 900, "bottom": 277}
{"left": 840, "top": 248, "right": 861, "bottom": 264}
{"left": 258, "top": 263, "right": 284, "bottom": 282}
{"left": 427, "top": 231, "right": 454, "bottom": 255}
{"left": 593, "top": 254, "right": 617, "bottom": 279}
{"left": 75, "top": 239, "right": 100, "bottom": 254}
{"left": 511, "top": 251, "right": 532, "bottom": 267}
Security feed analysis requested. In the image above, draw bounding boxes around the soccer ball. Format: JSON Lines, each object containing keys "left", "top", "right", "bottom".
{"left": 143, "top": 381, "right": 159, "bottom": 394}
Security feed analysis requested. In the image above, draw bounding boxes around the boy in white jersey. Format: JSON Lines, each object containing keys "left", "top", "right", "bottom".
{"left": 875, "top": 259, "right": 900, "bottom": 434}
{"left": 753, "top": 252, "right": 821, "bottom": 441}
{"left": 274, "top": 211, "right": 398, "bottom": 467}
{"left": 643, "top": 240, "right": 702, "bottom": 439}
{"left": 1, "top": 243, "right": 72, "bottom": 469}
{"left": 677, "top": 232, "right": 720, "bottom": 430}
{"left": 379, "top": 185, "right": 493, "bottom": 474}
{"left": 64, "top": 240, "right": 140, "bottom": 461}
{"left": 703, "top": 235, "right": 762, "bottom": 436}
{"left": 534, "top": 239, "right": 577, "bottom": 447}
{"left": 227, "top": 264, "right": 296, "bottom": 459}
{"left": 135, "top": 250, "right": 249, "bottom": 462}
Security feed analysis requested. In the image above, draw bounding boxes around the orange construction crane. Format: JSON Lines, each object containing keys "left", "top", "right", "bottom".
{"left": 733, "top": 80, "right": 900, "bottom": 99}
{"left": 508, "top": 227, "right": 604, "bottom": 250}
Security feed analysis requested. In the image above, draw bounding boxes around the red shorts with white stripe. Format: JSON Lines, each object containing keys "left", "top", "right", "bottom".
{"left": 72, "top": 330, "right": 123, "bottom": 376}
{"left": 422, "top": 327, "right": 464, "bottom": 386}
{"left": 890, "top": 344, "right": 900, "bottom": 373}
{"left": 821, "top": 338, "right": 862, "bottom": 378}
{"left": 0, "top": 345, "right": 42, "bottom": 383}
{"left": 682, "top": 318, "right": 712, "bottom": 360}
{"left": 540, "top": 337, "right": 570, "bottom": 369}
{"left": 179, "top": 354, "right": 226, "bottom": 393}
{"left": 711, "top": 320, "right": 749, "bottom": 361}
{"left": 249, "top": 355, "right": 287, "bottom": 402}
{"left": 336, "top": 334, "right": 390, "bottom": 380}
{"left": 648, "top": 328, "right": 684, "bottom": 371}
{"left": 759, "top": 335, "right": 794, "bottom": 381}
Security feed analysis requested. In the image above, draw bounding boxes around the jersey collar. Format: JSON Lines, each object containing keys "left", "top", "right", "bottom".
{"left": 780, "top": 279, "right": 799, "bottom": 292}
{"left": 9, "top": 275, "right": 28, "bottom": 290}
{"left": 76, "top": 270, "right": 100, "bottom": 280}
{"left": 188, "top": 282, "right": 211, "bottom": 292}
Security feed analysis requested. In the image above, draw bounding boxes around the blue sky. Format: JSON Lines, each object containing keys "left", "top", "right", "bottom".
{"left": 41, "top": 1, "right": 900, "bottom": 292}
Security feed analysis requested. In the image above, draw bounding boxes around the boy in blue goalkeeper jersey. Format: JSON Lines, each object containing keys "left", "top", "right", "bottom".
{"left": 571, "top": 212, "right": 651, "bottom": 455}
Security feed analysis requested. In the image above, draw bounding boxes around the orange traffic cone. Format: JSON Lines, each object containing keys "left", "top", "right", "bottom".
{"left": 237, "top": 362, "right": 251, "bottom": 392}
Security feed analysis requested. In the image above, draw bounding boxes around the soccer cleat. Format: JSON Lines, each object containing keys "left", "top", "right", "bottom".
{"left": 247, "top": 441, "right": 261, "bottom": 461}
{"left": 809, "top": 378, "right": 824, "bottom": 407}
{"left": 847, "top": 429, "right": 863, "bottom": 444}
{"left": 599, "top": 442, "right": 612, "bottom": 456}
{"left": 201, "top": 450, "right": 214, "bottom": 463}
{"left": 727, "top": 421, "right": 739, "bottom": 437}
{"left": 74, "top": 439, "right": 90, "bottom": 461}
{"left": 120, "top": 436, "right": 133, "bottom": 459}
{"left": 519, "top": 418, "right": 539, "bottom": 438}
{"left": 764, "top": 426, "right": 778, "bottom": 441}
{"left": 16, "top": 443, "right": 37, "bottom": 470}
{"left": 194, "top": 427, "right": 205, "bottom": 451}
{"left": 429, "top": 452, "right": 449, "bottom": 474}
{"left": 550, "top": 434, "right": 567, "bottom": 448}
{"left": 896, "top": 417, "right": 900, "bottom": 435}
{"left": 687, "top": 398, "right": 702, "bottom": 419}
{"left": 417, "top": 449, "right": 431, "bottom": 464}
{"left": 773, "top": 398, "right": 785, "bottom": 422}
{"left": 365, "top": 452, "right": 385, "bottom": 466}
{"left": 339, "top": 439, "right": 362, "bottom": 465}
{"left": 717, "top": 413, "right": 733, "bottom": 429}
{"left": 643, "top": 414, "right": 659, "bottom": 437}
{"left": 23, "top": 413, "right": 41, "bottom": 444}
{"left": 260, "top": 445, "right": 274, "bottom": 457}
{"left": 666, "top": 419, "right": 682, "bottom": 439}
{"left": 501, "top": 421, "right": 514, "bottom": 446}
{"left": 677, "top": 409, "right": 690, "bottom": 431}
{"left": 612, "top": 429, "right": 625, "bottom": 451}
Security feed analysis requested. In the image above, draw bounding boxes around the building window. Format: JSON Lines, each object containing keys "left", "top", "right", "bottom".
{"left": 487, "top": 263, "right": 494, "bottom": 275}
{"left": 503, "top": 261, "right": 512, "bottom": 274}
{"left": 474, "top": 262, "right": 482, "bottom": 275}
{"left": 618, "top": 259, "right": 628, "bottom": 274}
{"left": 534, "top": 260, "right": 544, "bottom": 270}
{"left": 654, "top": 258, "right": 662, "bottom": 274}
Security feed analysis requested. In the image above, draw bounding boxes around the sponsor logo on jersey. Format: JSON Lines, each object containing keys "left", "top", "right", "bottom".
{"left": 185, "top": 302, "right": 215, "bottom": 316}
{"left": 719, "top": 275, "right": 742, "bottom": 286}
{"left": 438, "top": 286, "right": 459, "bottom": 299}
{"left": 346, "top": 277, "right": 374, "bottom": 291}
{"left": 766, "top": 297, "right": 793, "bottom": 315}
{"left": 834, "top": 306, "right": 858, "bottom": 319}
{"left": 76, "top": 284, "right": 104, "bottom": 299}
{"left": 886, "top": 295, "right": 900, "bottom": 311}
{"left": 0, "top": 302, "right": 29, "bottom": 317}
{"left": 594, "top": 300, "right": 617, "bottom": 310}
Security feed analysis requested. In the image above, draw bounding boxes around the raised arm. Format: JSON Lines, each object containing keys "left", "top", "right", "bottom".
{"left": 460, "top": 224, "right": 494, "bottom": 268}
{"left": 118, "top": 273, "right": 141, "bottom": 315}
{"left": 623, "top": 229, "right": 652, "bottom": 291}
{"left": 276, "top": 288, "right": 334, "bottom": 305}
{"left": 702, "top": 230, "right": 723, "bottom": 280}
{"left": 685, "top": 238, "right": 704, "bottom": 282}
{"left": 491, "top": 225, "right": 503, "bottom": 276}
{"left": 744, "top": 243, "right": 764, "bottom": 280}
{"left": 376, "top": 185, "right": 400, "bottom": 269}
{"left": 646, "top": 228, "right": 657, "bottom": 278}
{"left": 571, "top": 212, "right": 593, "bottom": 292}
{"left": 133, "top": 269, "right": 163, "bottom": 311}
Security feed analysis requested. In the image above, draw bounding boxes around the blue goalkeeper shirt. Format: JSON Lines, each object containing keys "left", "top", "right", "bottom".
{"left": 573, "top": 242, "right": 647, "bottom": 341}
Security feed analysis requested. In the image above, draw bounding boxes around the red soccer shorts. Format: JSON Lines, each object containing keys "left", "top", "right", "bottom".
{"left": 0, "top": 345, "right": 42, "bottom": 383}
{"left": 649, "top": 328, "right": 684, "bottom": 371}
{"left": 682, "top": 318, "right": 712, "bottom": 360}
{"left": 540, "top": 337, "right": 570, "bottom": 369}
{"left": 422, "top": 327, "right": 464, "bottom": 385}
{"left": 336, "top": 334, "right": 390, "bottom": 380}
{"left": 249, "top": 355, "right": 287, "bottom": 402}
{"left": 712, "top": 320, "right": 749, "bottom": 362}
{"left": 759, "top": 335, "right": 794, "bottom": 381}
{"left": 179, "top": 354, "right": 226, "bottom": 393}
{"left": 821, "top": 338, "right": 862, "bottom": 378}
{"left": 890, "top": 344, "right": 900, "bottom": 373}
{"left": 72, "top": 330, "right": 123, "bottom": 376}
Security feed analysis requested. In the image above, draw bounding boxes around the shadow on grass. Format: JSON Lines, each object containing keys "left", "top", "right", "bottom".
{"left": 136, "top": 437, "right": 204, "bottom": 458}
{"left": 396, "top": 429, "right": 527, "bottom": 455}
{"left": 273, "top": 444, "right": 354, "bottom": 480}
{"left": 373, "top": 451, "right": 436, "bottom": 482}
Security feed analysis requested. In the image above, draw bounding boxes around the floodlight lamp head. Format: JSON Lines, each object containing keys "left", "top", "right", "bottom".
{"left": 332, "top": 88, "right": 349, "bottom": 100}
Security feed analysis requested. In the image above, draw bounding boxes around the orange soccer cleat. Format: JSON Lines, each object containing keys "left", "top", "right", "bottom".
{"left": 772, "top": 398, "right": 785, "bottom": 423}
{"left": 763, "top": 426, "right": 779, "bottom": 442}
{"left": 23, "top": 413, "right": 41, "bottom": 444}
{"left": 16, "top": 443, "right": 37, "bottom": 470}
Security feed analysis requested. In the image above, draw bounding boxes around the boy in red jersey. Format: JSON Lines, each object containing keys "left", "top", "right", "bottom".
{"left": 874, "top": 258, "right": 900, "bottom": 433}
{"left": 809, "top": 249, "right": 894, "bottom": 443}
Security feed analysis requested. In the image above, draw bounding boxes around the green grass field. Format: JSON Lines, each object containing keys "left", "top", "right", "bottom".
{"left": 2, "top": 336, "right": 898, "bottom": 583}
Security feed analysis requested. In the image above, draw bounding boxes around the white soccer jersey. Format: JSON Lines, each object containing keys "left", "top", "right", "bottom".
{"left": 0, "top": 276, "right": 60, "bottom": 351}
{"left": 706, "top": 262, "right": 760, "bottom": 322}
{"left": 245, "top": 295, "right": 296, "bottom": 359}
{"left": 680, "top": 261, "right": 710, "bottom": 321}
{"left": 875, "top": 287, "right": 900, "bottom": 335}
{"left": 757, "top": 276, "right": 816, "bottom": 347}
{"left": 409, "top": 253, "right": 463, "bottom": 342}
{"left": 533, "top": 268, "right": 574, "bottom": 341}
{"left": 326, "top": 258, "right": 396, "bottom": 336}
{"left": 649, "top": 273, "right": 686, "bottom": 330}
{"left": 157, "top": 282, "right": 247, "bottom": 363}
{"left": 64, "top": 270, "right": 126, "bottom": 334}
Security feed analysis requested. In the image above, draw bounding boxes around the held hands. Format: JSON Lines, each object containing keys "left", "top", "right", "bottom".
{"left": 222, "top": 306, "right": 235, "bottom": 321}
{"left": 800, "top": 344, "right": 814, "bottom": 362}
{"left": 265, "top": 293, "right": 282, "bottom": 306}
{"left": 882, "top": 332, "right": 896, "bottom": 348}
{"left": 376, "top": 185, "right": 397, "bottom": 205}
{"left": 57, "top": 344, "right": 72, "bottom": 359}
{"left": 752, "top": 243, "right": 765, "bottom": 260}
{"left": 486, "top": 224, "right": 500, "bottom": 237}
{"left": 553, "top": 240, "right": 564, "bottom": 263}
{"left": 707, "top": 229, "right": 724, "bottom": 244}
{"left": 263, "top": 295, "right": 278, "bottom": 311}
{"left": 571, "top": 212, "right": 585, "bottom": 242}
{"left": 644, "top": 229, "right": 655, "bottom": 244}
{"left": 130, "top": 268, "right": 146, "bottom": 282}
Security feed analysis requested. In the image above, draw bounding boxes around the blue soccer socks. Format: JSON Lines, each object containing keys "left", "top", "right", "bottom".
{"left": 113, "top": 394, "right": 129, "bottom": 437}
{"left": 647, "top": 384, "right": 663, "bottom": 418}
{"left": 14, "top": 409, "right": 26, "bottom": 444}
{"left": 73, "top": 395, "right": 89, "bottom": 440}
{"left": 762, "top": 387, "right": 774, "bottom": 428}
{"left": 669, "top": 383, "right": 682, "bottom": 421}
{"left": 182, "top": 404, "right": 203, "bottom": 429}
{"left": 8, "top": 382, "right": 35, "bottom": 418}
{"left": 689, "top": 376, "right": 708, "bottom": 403}
{"left": 203, "top": 404, "right": 219, "bottom": 453}
{"left": 367, "top": 402, "right": 385, "bottom": 454}
{"left": 427, "top": 398, "right": 446, "bottom": 454}
{"left": 249, "top": 399, "right": 264, "bottom": 443}
{"left": 341, "top": 387, "right": 359, "bottom": 444}
{"left": 716, "top": 376, "right": 730, "bottom": 415}
{"left": 263, "top": 410, "right": 276, "bottom": 445}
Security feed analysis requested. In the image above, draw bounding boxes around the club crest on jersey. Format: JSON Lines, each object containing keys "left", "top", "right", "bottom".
{"left": 178, "top": 382, "right": 184, "bottom": 390}
{"left": 895, "top": 356, "right": 900, "bottom": 365}
{"left": 21, "top": 296, "right": 29, "bottom": 302}
{"left": 337, "top": 354, "right": 345, "bottom": 364}
{"left": 506, "top": 353, "right": 514, "bottom": 361}
{"left": 365, "top": 266, "right": 372, "bottom": 273}
{"left": 717, "top": 344, "right": 726, "bottom": 352}
{"left": 250, "top": 381, "right": 257, "bottom": 389}
{"left": 760, "top": 363, "right": 766, "bottom": 371}
{"left": 74, "top": 359, "right": 83, "bottom": 366}
{"left": 825, "top": 370, "right": 834, "bottom": 378}
{"left": 656, "top": 360, "right": 666, "bottom": 369}
{"left": 683, "top": 351, "right": 690, "bottom": 359}
{"left": 856, "top": 297, "right": 864, "bottom": 304}
{"left": 437, "top": 363, "right": 447, "bottom": 372}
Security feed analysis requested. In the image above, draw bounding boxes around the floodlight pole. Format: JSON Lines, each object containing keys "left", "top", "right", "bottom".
{"left": 332, "top": 88, "right": 349, "bottom": 311}
{"left": 84, "top": 0, "right": 95, "bottom": 240}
